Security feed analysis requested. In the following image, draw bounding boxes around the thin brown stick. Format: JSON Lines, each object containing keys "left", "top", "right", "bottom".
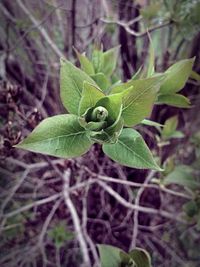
{"left": 63, "top": 169, "right": 91, "bottom": 267}
{"left": 101, "top": 17, "right": 170, "bottom": 37}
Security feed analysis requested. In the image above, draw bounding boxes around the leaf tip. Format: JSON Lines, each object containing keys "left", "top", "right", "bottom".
{"left": 12, "top": 144, "right": 18, "bottom": 148}
{"left": 60, "top": 57, "right": 66, "bottom": 65}
{"left": 191, "top": 56, "right": 196, "bottom": 63}
{"left": 72, "top": 45, "right": 78, "bottom": 53}
{"left": 13, "top": 140, "right": 26, "bottom": 149}
{"left": 157, "top": 166, "right": 164, "bottom": 172}
{"left": 153, "top": 160, "right": 164, "bottom": 172}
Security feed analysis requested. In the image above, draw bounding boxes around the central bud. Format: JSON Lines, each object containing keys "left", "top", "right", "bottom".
{"left": 91, "top": 106, "right": 108, "bottom": 122}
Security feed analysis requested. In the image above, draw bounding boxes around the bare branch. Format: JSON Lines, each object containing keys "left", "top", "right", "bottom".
{"left": 63, "top": 169, "right": 91, "bottom": 267}
{"left": 0, "top": 169, "right": 30, "bottom": 214}
{"left": 2, "top": 193, "right": 62, "bottom": 219}
{"left": 98, "top": 174, "right": 192, "bottom": 199}
{"left": 82, "top": 178, "right": 100, "bottom": 267}
{"left": 97, "top": 180, "right": 186, "bottom": 223}
{"left": 130, "top": 170, "right": 155, "bottom": 250}
{"left": 101, "top": 17, "right": 170, "bottom": 37}
{"left": 16, "top": 0, "right": 65, "bottom": 58}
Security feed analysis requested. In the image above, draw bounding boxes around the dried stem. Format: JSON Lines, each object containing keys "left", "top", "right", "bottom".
{"left": 63, "top": 169, "right": 91, "bottom": 267}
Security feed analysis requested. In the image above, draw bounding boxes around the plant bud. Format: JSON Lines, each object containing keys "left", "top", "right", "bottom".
{"left": 91, "top": 106, "right": 108, "bottom": 122}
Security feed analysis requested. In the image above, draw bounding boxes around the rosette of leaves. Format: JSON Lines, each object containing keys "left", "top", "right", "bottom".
{"left": 78, "top": 85, "right": 124, "bottom": 144}
{"left": 15, "top": 55, "right": 163, "bottom": 171}
{"left": 16, "top": 45, "right": 195, "bottom": 171}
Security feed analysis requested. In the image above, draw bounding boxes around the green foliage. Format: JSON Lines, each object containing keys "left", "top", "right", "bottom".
{"left": 160, "top": 126, "right": 200, "bottom": 230}
{"left": 157, "top": 58, "right": 194, "bottom": 108}
{"left": 140, "top": 0, "right": 200, "bottom": 40}
{"left": 190, "top": 70, "right": 200, "bottom": 82}
{"left": 16, "top": 46, "right": 194, "bottom": 171}
{"left": 171, "top": 0, "right": 200, "bottom": 39}
{"left": 140, "top": 3, "right": 161, "bottom": 21}
{"left": 185, "top": 201, "right": 200, "bottom": 231}
{"left": 180, "top": 131, "right": 200, "bottom": 229}
{"left": 102, "top": 46, "right": 120, "bottom": 77}
{"left": 183, "top": 200, "right": 199, "bottom": 218}
{"left": 98, "top": 245, "right": 122, "bottom": 267}
{"left": 91, "top": 73, "right": 110, "bottom": 92}
{"left": 116, "top": 76, "right": 164, "bottom": 127}
{"left": 79, "top": 82, "right": 105, "bottom": 116}
{"left": 163, "top": 165, "right": 200, "bottom": 190}
{"left": 159, "top": 58, "right": 194, "bottom": 94}
{"left": 15, "top": 114, "right": 93, "bottom": 158}
{"left": 128, "top": 248, "right": 152, "bottom": 267}
{"left": 60, "top": 58, "right": 96, "bottom": 114}
{"left": 91, "top": 46, "right": 120, "bottom": 78}
{"left": 98, "top": 244, "right": 152, "bottom": 267}
{"left": 131, "top": 66, "right": 143, "bottom": 80}
{"left": 103, "top": 128, "right": 162, "bottom": 171}
{"left": 74, "top": 48, "right": 95, "bottom": 75}
{"left": 146, "top": 36, "right": 155, "bottom": 78}
{"left": 157, "top": 93, "right": 191, "bottom": 108}
{"left": 161, "top": 115, "right": 184, "bottom": 140}
{"left": 141, "top": 119, "right": 163, "bottom": 128}
{"left": 2, "top": 215, "right": 25, "bottom": 241}
{"left": 48, "top": 221, "right": 74, "bottom": 249}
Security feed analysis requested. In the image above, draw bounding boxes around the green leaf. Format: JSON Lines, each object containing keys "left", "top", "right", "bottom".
{"left": 170, "top": 130, "right": 184, "bottom": 139}
{"left": 120, "top": 251, "right": 136, "bottom": 266}
{"left": 15, "top": 114, "right": 92, "bottom": 158}
{"left": 131, "top": 66, "right": 143, "bottom": 80}
{"left": 159, "top": 58, "right": 195, "bottom": 94}
{"left": 102, "top": 46, "right": 120, "bottom": 77}
{"left": 48, "top": 221, "right": 74, "bottom": 249}
{"left": 89, "top": 130, "right": 110, "bottom": 144}
{"left": 98, "top": 244, "right": 123, "bottom": 267}
{"left": 190, "top": 70, "right": 200, "bottom": 81}
{"left": 78, "top": 82, "right": 105, "bottom": 116}
{"left": 141, "top": 119, "right": 164, "bottom": 128}
{"left": 119, "top": 76, "right": 164, "bottom": 127}
{"left": 163, "top": 157, "right": 175, "bottom": 175}
{"left": 85, "top": 121, "right": 107, "bottom": 131}
{"left": 89, "top": 118, "right": 123, "bottom": 144}
{"left": 162, "top": 115, "right": 178, "bottom": 139}
{"left": 146, "top": 36, "right": 155, "bottom": 77}
{"left": 163, "top": 165, "right": 200, "bottom": 190}
{"left": 105, "top": 114, "right": 123, "bottom": 138}
{"left": 91, "top": 73, "right": 110, "bottom": 92}
{"left": 60, "top": 58, "right": 96, "bottom": 114}
{"left": 74, "top": 48, "right": 95, "bottom": 75}
{"left": 91, "top": 46, "right": 120, "bottom": 78}
{"left": 140, "top": 3, "right": 161, "bottom": 20}
{"left": 92, "top": 48, "right": 104, "bottom": 73}
{"left": 103, "top": 128, "right": 162, "bottom": 170}
{"left": 87, "top": 100, "right": 123, "bottom": 144}
{"left": 157, "top": 93, "right": 191, "bottom": 108}
{"left": 183, "top": 200, "right": 198, "bottom": 218}
{"left": 95, "top": 94, "right": 122, "bottom": 125}
{"left": 129, "top": 248, "right": 152, "bottom": 267}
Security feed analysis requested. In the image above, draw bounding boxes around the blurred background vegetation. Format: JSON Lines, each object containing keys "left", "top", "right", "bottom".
{"left": 0, "top": 0, "right": 200, "bottom": 267}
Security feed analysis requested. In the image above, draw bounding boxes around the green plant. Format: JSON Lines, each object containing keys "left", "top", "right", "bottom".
{"left": 15, "top": 46, "right": 194, "bottom": 171}
{"left": 140, "top": 0, "right": 200, "bottom": 40}
{"left": 48, "top": 221, "right": 74, "bottom": 249}
{"left": 98, "top": 244, "right": 152, "bottom": 267}
{"left": 152, "top": 115, "right": 200, "bottom": 231}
